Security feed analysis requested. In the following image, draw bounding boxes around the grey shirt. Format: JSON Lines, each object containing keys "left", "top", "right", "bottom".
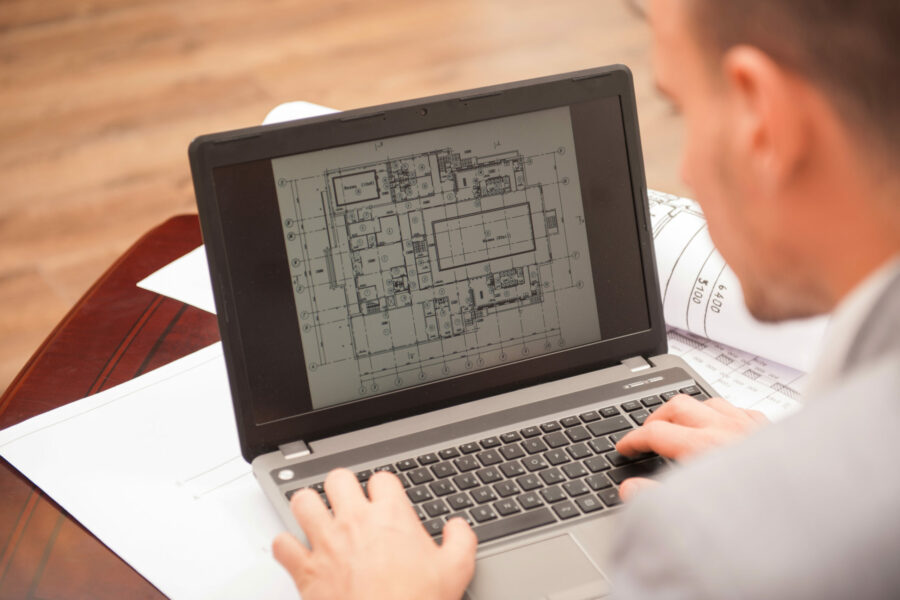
{"left": 612, "top": 261, "right": 900, "bottom": 599}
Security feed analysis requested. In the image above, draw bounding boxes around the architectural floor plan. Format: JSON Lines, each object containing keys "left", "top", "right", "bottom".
{"left": 272, "top": 108, "right": 601, "bottom": 409}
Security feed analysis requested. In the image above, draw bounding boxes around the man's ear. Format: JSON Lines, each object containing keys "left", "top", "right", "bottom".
{"left": 721, "top": 45, "right": 814, "bottom": 192}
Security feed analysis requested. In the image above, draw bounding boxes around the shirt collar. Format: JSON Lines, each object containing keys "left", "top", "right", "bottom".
{"left": 803, "top": 254, "right": 900, "bottom": 400}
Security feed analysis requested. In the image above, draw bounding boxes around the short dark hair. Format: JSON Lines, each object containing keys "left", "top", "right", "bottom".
{"left": 687, "top": 0, "right": 900, "bottom": 156}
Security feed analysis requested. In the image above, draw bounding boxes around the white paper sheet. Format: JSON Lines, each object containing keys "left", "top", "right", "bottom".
{"left": 0, "top": 344, "right": 299, "bottom": 600}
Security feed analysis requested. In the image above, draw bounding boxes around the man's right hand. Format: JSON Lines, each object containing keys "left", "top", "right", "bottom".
{"left": 615, "top": 394, "right": 769, "bottom": 500}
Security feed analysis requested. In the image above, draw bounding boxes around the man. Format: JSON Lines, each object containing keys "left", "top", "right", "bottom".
{"left": 272, "top": 0, "right": 900, "bottom": 597}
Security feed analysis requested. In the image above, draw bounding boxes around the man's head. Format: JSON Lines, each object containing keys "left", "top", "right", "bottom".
{"left": 648, "top": 0, "right": 900, "bottom": 321}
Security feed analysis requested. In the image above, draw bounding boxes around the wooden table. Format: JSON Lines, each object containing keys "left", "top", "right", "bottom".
{"left": 0, "top": 215, "right": 218, "bottom": 599}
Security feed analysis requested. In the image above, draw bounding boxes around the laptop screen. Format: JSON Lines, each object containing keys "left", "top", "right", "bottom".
{"left": 270, "top": 105, "right": 605, "bottom": 410}
{"left": 197, "top": 68, "right": 664, "bottom": 457}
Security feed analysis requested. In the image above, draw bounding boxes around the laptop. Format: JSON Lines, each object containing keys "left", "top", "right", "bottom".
{"left": 189, "top": 65, "right": 715, "bottom": 599}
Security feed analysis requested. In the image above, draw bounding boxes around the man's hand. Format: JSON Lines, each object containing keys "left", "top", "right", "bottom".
{"left": 273, "top": 468, "right": 477, "bottom": 600}
{"left": 615, "top": 394, "right": 769, "bottom": 500}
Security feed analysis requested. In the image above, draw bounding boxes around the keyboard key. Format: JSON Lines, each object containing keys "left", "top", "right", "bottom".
{"left": 589, "top": 437, "right": 614, "bottom": 454}
{"left": 408, "top": 467, "right": 434, "bottom": 485}
{"left": 499, "top": 461, "right": 526, "bottom": 478}
{"left": 540, "top": 485, "right": 567, "bottom": 503}
{"left": 567, "top": 443, "right": 592, "bottom": 460}
{"left": 431, "top": 462, "right": 457, "bottom": 478}
{"left": 447, "top": 511, "right": 474, "bottom": 526}
{"left": 517, "top": 492, "right": 544, "bottom": 510}
{"left": 587, "top": 416, "right": 632, "bottom": 437}
{"left": 309, "top": 482, "right": 326, "bottom": 493}
{"left": 356, "top": 469, "right": 373, "bottom": 482}
{"left": 598, "top": 488, "right": 622, "bottom": 507}
{"left": 454, "top": 456, "right": 479, "bottom": 472}
{"left": 500, "top": 431, "right": 521, "bottom": 444}
{"left": 476, "top": 449, "right": 503, "bottom": 466}
{"left": 622, "top": 400, "right": 642, "bottom": 412}
{"left": 452, "top": 473, "right": 479, "bottom": 490}
{"left": 607, "top": 457, "right": 667, "bottom": 485}
{"left": 414, "top": 504, "right": 426, "bottom": 520}
{"left": 422, "top": 518, "right": 445, "bottom": 536}
{"left": 471, "top": 486, "right": 497, "bottom": 504}
{"left": 599, "top": 406, "right": 620, "bottom": 418}
{"left": 429, "top": 480, "right": 456, "bottom": 496}
{"left": 630, "top": 409, "right": 650, "bottom": 426}
{"left": 553, "top": 501, "right": 579, "bottom": 519}
{"left": 660, "top": 390, "right": 679, "bottom": 401}
{"left": 459, "top": 442, "right": 480, "bottom": 454}
{"left": 605, "top": 450, "right": 643, "bottom": 467}
{"left": 493, "top": 498, "right": 521, "bottom": 517}
{"left": 476, "top": 467, "right": 503, "bottom": 485}
{"left": 438, "top": 447, "right": 460, "bottom": 460}
{"left": 418, "top": 453, "right": 439, "bottom": 465}
{"left": 522, "top": 438, "right": 549, "bottom": 454}
{"left": 681, "top": 385, "right": 702, "bottom": 396}
{"left": 641, "top": 395, "right": 662, "bottom": 407}
{"left": 543, "top": 449, "right": 570, "bottom": 466}
{"left": 576, "top": 495, "right": 604, "bottom": 513}
{"left": 583, "top": 456, "right": 610, "bottom": 473}
{"left": 520, "top": 426, "right": 541, "bottom": 438}
{"left": 585, "top": 473, "right": 612, "bottom": 491}
{"left": 499, "top": 444, "right": 525, "bottom": 461}
{"left": 396, "top": 472, "right": 411, "bottom": 488}
{"left": 493, "top": 481, "right": 520, "bottom": 498}
{"left": 539, "top": 468, "right": 566, "bottom": 485}
{"left": 480, "top": 436, "right": 501, "bottom": 449}
{"left": 447, "top": 492, "right": 474, "bottom": 511}
{"left": 396, "top": 459, "right": 417, "bottom": 471}
{"left": 562, "top": 462, "right": 588, "bottom": 479}
{"left": 609, "top": 431, "right": 631, "bottom": 444}
{"left": 423, "top": 499, "right": 449, "bottom": 518}
{"left": 516, "top": 474, "right": 543, "bottom": 491}
{"left": 563, "top": 480, "right": 589, "bottom": 497}
{"left": 543, "top": 432, "right": 570, "bottom": 449}
{"left": 469, "top": 507, "right": 556, "bottom": 542}
{"left": 523, "top": 456, "right": 548, "bottom": 472}
{"left": 560, "top": 416, "right": 581, "bottom": 428}
{"left": 407, "top": 486, "right": 433, "bottom": 503}
{"left": 540, "top": 421, "right": 562, "bottom": 433}
{"left": 374, "top": 464, "right": 396, "bottom": 474}
{"left": 470, "top": 505, "right": 498, "bottom": 523}
{"left": 565, "top": 426, "right": 591, "bottom": 443}
{"left": 579, "top": 411, "right": 601, "bottom": 423}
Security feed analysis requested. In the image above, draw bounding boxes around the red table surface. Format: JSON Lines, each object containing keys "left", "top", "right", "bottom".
{"left": 0, "top": 215, "right": 220, "bottom": 599}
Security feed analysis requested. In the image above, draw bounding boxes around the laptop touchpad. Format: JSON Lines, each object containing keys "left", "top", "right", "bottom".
{"left": 466, "top": 534, "right": 610, "bottom": 600}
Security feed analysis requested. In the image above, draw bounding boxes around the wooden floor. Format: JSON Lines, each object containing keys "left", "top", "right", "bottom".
{"left": 0, "top": 0, "right": 686, "bottom": 395}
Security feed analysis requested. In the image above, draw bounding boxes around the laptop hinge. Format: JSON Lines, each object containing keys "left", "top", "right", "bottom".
{"left": 280, "top": 440, "right": 311, "bottom": 460}
{"left": 621, "top": 356, "right": 652, "bottom": 372}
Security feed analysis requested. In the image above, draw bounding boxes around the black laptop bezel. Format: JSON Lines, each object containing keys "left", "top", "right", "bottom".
{"left": 189, "top": 65, "right": 667, "bottom": 462}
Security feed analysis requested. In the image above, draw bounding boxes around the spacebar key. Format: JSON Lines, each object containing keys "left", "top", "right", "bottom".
{"left": 471, "top": 508, "right": 556, "bottom": 543}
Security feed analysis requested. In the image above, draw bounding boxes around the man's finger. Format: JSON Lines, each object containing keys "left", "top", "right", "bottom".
{"left": 366, "top": 470, "right": 407, "bottom": 504}
{"left": 323, "top": 468, "right": 369, "bottom": 515}
{"left": 290, "top": 487, "right": 333, "bottom": 547}
{"left": 440, "top": 517, "right": 478, "bottom": 586}
{"left": 702, "top": 396, "right": 750, "bottom": 420}
{"left": 616, "top": 419, "right": 706, "bottom": 459}
{"left": 645, "top": 394, "right": 716, "bottom": 428}
{"left": 272, "top": 532, "right": 312, "bottom": 587}
{"left": 618, "top": 477, "right": 659, "bottom": 502}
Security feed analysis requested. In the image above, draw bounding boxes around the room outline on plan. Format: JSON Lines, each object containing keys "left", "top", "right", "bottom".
{"left": 275, "top": 136, "right": 599, "bottom": 407}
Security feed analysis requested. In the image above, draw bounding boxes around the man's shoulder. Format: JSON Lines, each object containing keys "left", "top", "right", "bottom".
{"left": 611, "top": 351, "right": 900, "bottom": 599}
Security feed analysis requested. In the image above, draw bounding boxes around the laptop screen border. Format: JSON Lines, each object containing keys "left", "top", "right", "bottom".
{"left": 190, "top": 66, "right": 668, "bottom": 462}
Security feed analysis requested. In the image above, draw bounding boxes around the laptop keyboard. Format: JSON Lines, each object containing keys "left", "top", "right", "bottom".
{"left": 286, "top": 385, "right": 707, "bottom": 543}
